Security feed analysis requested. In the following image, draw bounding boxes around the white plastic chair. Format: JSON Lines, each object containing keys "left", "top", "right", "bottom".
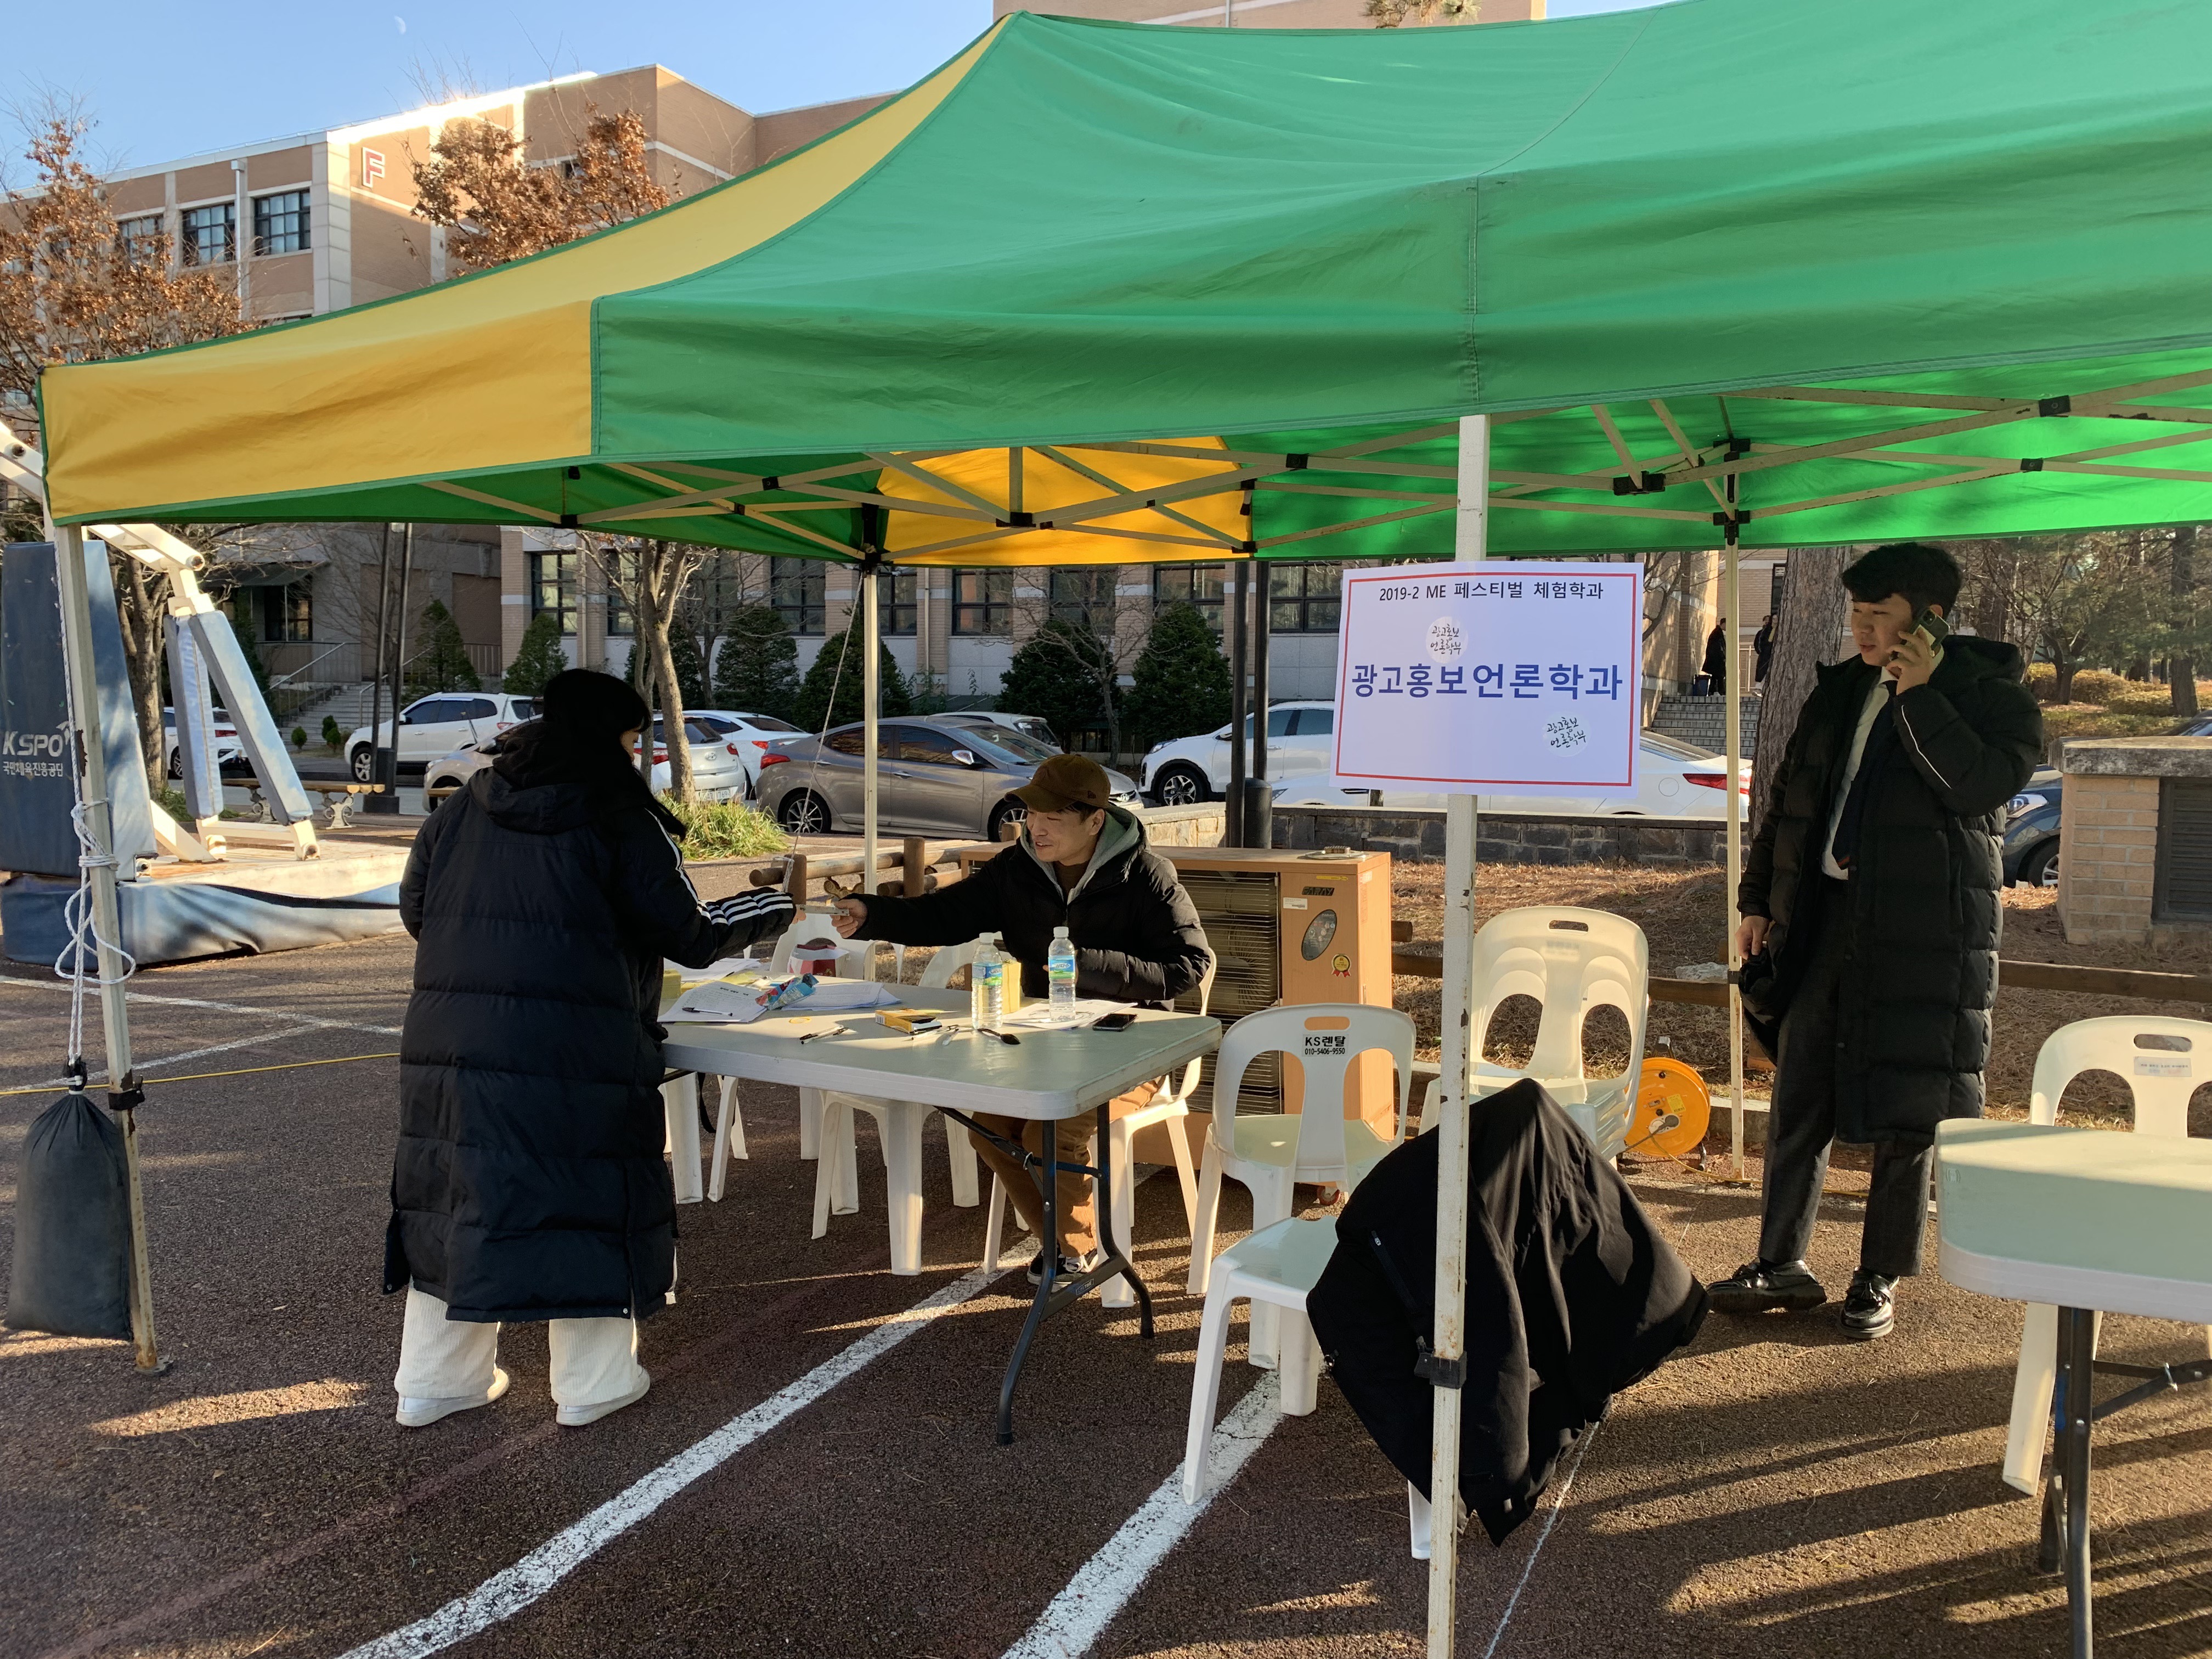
{"left": 1180, "top": 1215, "right": 1434, "bottom": 1558}
{"left": 1465, "top": 906, "right": 1649, "bottom": 1159}
{"left": 807, "top": 938, "right": 989, "bottom": 1275}
{"left": 2000, "top": 1015, "right": 2212, "bottom": 1493}
{"left": 976, "top": 962, "right": 1218, "bottom": 1308}
{"left": 1186, "top": 1003, "right": 1414, "bottom": 1367}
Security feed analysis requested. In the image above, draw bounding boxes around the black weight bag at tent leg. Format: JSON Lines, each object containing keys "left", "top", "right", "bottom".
{"left": 5, "top": 1091, "right": 133, "bottom": 1340}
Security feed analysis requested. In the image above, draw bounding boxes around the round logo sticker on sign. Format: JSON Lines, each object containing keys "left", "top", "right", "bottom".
{"left": 1426, "top": 616, "right": 1466, "bottom": 661}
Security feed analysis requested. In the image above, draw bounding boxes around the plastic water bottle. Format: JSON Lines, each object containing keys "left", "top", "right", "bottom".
{"left": 1048, "top": 926, "right": 1077, "bottom": 1018}
{"left": 972, "top": 934, "right": 1006, "bottom": 1032}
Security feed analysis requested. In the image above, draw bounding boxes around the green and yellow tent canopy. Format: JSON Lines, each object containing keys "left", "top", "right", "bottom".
{"left": 39, "top": 0, "right": 2212, "bottom": 564}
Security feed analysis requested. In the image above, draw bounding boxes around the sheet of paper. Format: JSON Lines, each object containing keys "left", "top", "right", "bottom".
{"left": 663, "top": 975, "right": 903, "bottom": 1025}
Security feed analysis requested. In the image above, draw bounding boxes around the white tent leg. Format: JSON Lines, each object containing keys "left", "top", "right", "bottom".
{"left": 1427, "top": 413, "right": 1489, "bottom": 1659}
{"left": 861, "top": 560, "right": 880, "bottom": 979}
{"left": 1725, "top": 533, "right": 1746, "bottom": 1177}
{"left": 52, "top": 523, "right": 163, "bottom": 1374}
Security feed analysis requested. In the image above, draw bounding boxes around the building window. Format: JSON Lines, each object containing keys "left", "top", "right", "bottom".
{"left": 953, "top": 568, "right": 1012, "bottom": 636}
{"left": 877, "top": 567, "right": 917, "bottom": 636}
{"left": 180, "top": 202, "right": 235, "bottom": 267}
{"left": 1152, "top": 563, "right": 1226, "bottom": 633}
{"left": 117, "top": 213, "right": 165, "bottom": 267}
{"left": 530, "top": 550, "right": 578, "bottom": 636}
{"left": 256, "top": 582, "right": 313, "bottom": 642}
{"left": 252, "top": 190, "right": 311, "bottom": 257}
{"left": 602, "top": 549, "right": 637, "bottom": 637}
{"left": 1049, "top": 568, "right": 1116, "bottom": 632}
{"left": 1268, "top": 562, "right": 1341, "bottom": 634}
{"left": 770, "top": 557, "right": 824, "bottom": 636}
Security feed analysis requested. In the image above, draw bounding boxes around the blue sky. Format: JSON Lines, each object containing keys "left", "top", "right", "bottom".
{"left": 20, "top": 0, "right": 1662, "bottom": 174}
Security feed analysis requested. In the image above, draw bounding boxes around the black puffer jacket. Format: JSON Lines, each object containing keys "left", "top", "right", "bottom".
{"left": 1740, "top": 635, "right": 2044, "bottom": 1142}
{"left": 386, "top": 732, "right": 793, "bottom": 1322}
{"left": 851, "top": 806, "right": 1211, "bottom": 1006}
{"left": 1308, "top": 1080, "right": 1707, "bottom": 1547}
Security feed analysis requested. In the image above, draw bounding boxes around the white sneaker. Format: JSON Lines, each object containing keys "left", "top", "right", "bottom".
{"left": 396, "top": 1365, "right": 511, "bottom": 1428}
{"left": 556, "top": 1370, "right": 651, "bottom": 1427}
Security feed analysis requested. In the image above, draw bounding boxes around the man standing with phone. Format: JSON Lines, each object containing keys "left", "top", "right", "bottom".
{"left": 831, "top": 753, "right": 1211, "bottom": 1280}
{"left": 1714, "top": 543, "right": 2043, "bottom": 1339}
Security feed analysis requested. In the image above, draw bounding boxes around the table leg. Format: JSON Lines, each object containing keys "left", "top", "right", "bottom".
{"left": 1093, "top": 1100, "right": 1154, "bottom": 1340}
{"left": 2059, "top": 1305, "right": 2096, "bottom": 1659}
{"left": 997, "top": 1129, "right": 1060, "bottom": 1447}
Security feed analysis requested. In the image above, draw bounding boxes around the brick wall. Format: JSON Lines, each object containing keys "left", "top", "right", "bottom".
{"left": 2058, "top": 772, "right": 2159, "bottom": 944}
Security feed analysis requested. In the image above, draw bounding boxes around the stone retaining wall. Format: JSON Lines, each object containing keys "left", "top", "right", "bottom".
{"left": 1268, "top": 804, "right": 1726, "bottom": 866}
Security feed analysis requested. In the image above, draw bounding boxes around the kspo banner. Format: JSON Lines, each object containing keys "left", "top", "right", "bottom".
{"left": 1330, "top": 561, "right": 1644, "bottom": 795}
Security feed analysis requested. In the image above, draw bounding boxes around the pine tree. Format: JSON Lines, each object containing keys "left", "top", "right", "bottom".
{"left": 226, "top": 596, "right": 272, "bottom": 699}
{"left": 997, "top": 619, "right": 1120, "bottom": 750}
{"left": 791, "top": 628, "right": 912, "bottom": 732}
{"left": 1125, "top": 602, "right": 1229, "bottom": 749}
{"left": 709, "top": 605, "right": 800, "bottom": 716}
{"left": 503, "top": 610, "right": 567, "bottom": 697}
{"left": 667, "top": 622, "right": 708, "bottom": 709}
{"left": 405, "top": 598, "right": 482, "bottom": 697}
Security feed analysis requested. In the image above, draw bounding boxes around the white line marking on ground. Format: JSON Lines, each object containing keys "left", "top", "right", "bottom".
{"left": 334, "top": 1261, "right": 1010, "bottom": 1659}
{"left": 0, "top": 976, "right": 401, "bottom": 1035}
{"left": 48, "top": 1024, "right": 332, "bottom": 1087}
{"left": 1478, "top": 1418, "right": 1600, "bottom": 1659}
{"left": 1000, "top": 1373, "right": 1283, "bottom": 1659}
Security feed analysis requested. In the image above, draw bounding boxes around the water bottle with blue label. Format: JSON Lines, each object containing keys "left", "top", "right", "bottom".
{"left": 1048, "top": 926, "right": 1077, "bottom": 1017}
{"left": 972, "top": 933, "right": 1006, "bottom": 1032}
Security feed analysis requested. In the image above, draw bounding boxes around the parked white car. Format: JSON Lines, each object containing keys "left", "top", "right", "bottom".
{"left": 1269, "top": 729, "right": 1750, "bottom": 817}
{"left": 347, "top": 692, "right": 537, "bottom": 782}
{"left": 935, "top": 710, "right": 1062, "bottom": 751}
{"left": 1136, "top": 701, "right": 1338, "bottom": 805}
{"left": 421, "top": 714, "right": 750, "bottom": 809}
{"left": 684, "top": 708, "right": 806, "bottom": 795}
{"left": 161, "top": 706, "right": 245, "bottom": 777}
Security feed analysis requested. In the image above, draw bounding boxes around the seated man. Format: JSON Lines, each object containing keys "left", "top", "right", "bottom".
{"left": 832, "top": 753, "right": 1212, "bottom": 1280}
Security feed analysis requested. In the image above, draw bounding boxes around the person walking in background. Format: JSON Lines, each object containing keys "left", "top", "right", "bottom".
{"left": 1701, "top": 622, "right": 1730, "bottom": 696}
{"left": 1714, "top": 544, "right": 2042, "bottom": 1340}
{"left": 385, "top": 670, "right": 794, "bottom": 1429}
{"left": 1753, "top": 613, "right": 1775, "bottom": 684}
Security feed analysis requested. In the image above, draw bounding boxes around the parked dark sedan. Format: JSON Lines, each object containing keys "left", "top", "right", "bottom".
{"left": 2002, "top": 767, "right": 2061, "bottom": 888}
{"left": 758, "top": 718, "right": 1140, "bottom": 839}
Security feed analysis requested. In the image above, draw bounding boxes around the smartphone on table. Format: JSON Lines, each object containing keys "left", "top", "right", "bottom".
{"left": 1091, "top": 1012, "right": 1137, "bottom": 1031}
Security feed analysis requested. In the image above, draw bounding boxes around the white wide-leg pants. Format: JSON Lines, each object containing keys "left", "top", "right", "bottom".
{"left": 395, "top": 1287, "right": 645, "bottom": 1410}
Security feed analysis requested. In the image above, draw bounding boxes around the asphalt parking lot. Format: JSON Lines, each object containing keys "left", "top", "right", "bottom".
{"left": 5, "top": 931, "right": 2212, "bottom": 1659}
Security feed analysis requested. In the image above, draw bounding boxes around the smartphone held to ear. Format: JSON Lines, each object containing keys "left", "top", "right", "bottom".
{"left": 1912, "top": 607, "right": 1951, "bottom": 648}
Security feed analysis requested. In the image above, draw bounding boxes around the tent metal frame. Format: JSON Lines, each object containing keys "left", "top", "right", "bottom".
{"left": 364, "top": 363, "right": 2212, "bottom": 572}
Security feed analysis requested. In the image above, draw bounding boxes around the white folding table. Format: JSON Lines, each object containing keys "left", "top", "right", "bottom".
{"left": 1938, "top": 1118, "right": 2212, "bottom": 1657}
{"left": 661, "top": 987, "right": 1222, "bottom": 1443}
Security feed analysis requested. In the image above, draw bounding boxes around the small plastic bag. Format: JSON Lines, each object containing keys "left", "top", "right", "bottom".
{"left": 5, "top": 1091, "right": 132, "bottom": 1340}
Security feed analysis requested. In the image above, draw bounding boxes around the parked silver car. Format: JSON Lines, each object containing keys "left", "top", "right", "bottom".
{"left": 759, "top": 718, "right": 1139, "bottom": 839}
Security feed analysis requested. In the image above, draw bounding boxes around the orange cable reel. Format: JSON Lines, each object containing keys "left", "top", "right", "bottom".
{"left": 1624, "top": 1058, "right": 1712, "bottom": 1161}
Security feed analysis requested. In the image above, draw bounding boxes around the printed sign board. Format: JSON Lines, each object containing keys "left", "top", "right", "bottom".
{"left": 1330, "top": 560, "right": 1644, "bottom": 795}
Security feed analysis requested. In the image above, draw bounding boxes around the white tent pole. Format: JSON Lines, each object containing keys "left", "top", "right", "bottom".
{"left": 1725, "top": 521, "right": 1747, "bottom": 1178}
{"left": 861, "top": 558, "right": 881, "bottom": 974}
{"left": 1426, "top": 411, "right": 1489, "bottom": 1659}
{"left": 51, "top": 523, "right": 163, "bottom": 1374}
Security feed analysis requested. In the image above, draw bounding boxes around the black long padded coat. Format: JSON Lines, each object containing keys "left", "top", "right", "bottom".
{"left": 385, "top": 748, "right": 793, "bottom": 1323}
{"left": 850, "top": 806, "right": 1212, "bottom": 1007}
{"left": 1739, "top": 634, "right": 2044, "bottom": 1143}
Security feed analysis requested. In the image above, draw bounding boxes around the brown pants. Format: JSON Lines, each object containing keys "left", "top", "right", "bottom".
{"left": 968, "top": 1080, "right": 1160, "bottom": 1256}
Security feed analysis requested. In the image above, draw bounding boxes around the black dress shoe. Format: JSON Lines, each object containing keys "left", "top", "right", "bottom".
{"left": 1708, "top": 1259, "right": 1829, "bottom": 1315}
{"left": 1840, "top": 1271, "right": 1897, "bottom": 1340}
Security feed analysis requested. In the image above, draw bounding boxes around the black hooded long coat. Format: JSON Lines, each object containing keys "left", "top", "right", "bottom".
{"left": 1739, "top": 635, "right": 2044, "bottom": 1142}
{"left": 385, "top": 742, "right": 792, "bottom": 1322}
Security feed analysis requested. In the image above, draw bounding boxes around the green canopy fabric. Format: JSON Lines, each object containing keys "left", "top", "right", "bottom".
{"left": 41, "top": 0, "right": 2212, "bottom": 558}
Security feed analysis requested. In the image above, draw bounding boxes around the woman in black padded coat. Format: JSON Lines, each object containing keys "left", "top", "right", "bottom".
{"left": 384, "top": 670, "right": 792, "bottom": 1429}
